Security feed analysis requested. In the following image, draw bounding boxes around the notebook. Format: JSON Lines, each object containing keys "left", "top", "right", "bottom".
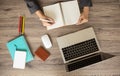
{"left": 6, "top": 35, "right": 34, "bottom": 63}
{"left": 43, "top": 0, "right": 80, "bottom": 30}
{"left": 56, "top": 27, "right": 105, "bottom": 72}
{"left": 13, "top": 51, "right": 26, "bottom": 69}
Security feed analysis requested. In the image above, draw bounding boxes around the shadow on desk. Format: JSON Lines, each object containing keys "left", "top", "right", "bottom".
{"left": 101, "top": 52, "right": 114, "bottom": 60}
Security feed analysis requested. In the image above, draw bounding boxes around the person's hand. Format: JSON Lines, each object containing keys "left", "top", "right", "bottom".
{"left": 76, "top": 15, "right": 88, "bottom": 25}
{"left": 40, "top": 15, "right": 55, "bottom": 26}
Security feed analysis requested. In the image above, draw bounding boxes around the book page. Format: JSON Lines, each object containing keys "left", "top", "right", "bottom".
{"left": 43, "top": 3, "right": 64, "bottom": 30}
{"left": 61, "top": 0, "right": 80, "bottom": 25}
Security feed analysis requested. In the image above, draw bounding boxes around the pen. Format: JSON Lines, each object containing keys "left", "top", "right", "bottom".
{"left": 18, "top": 16, "right": 22, "bottom": 35}
{"left": 39, "top": 18, "right": 53, "bottom": 22}
{"left": 22, "top": 16, "right": 25, "bottom": 34}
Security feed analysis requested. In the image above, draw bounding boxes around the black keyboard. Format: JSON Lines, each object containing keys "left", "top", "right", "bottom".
{"left": 66, "top": 54, "right": 102, "bottom": 72}
{"left": 62, "top": 38, "right": 99, "bottom": 61}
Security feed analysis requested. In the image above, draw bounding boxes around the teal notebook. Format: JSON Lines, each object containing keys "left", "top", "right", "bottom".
{"left": 6, "top": 35, "right": 34, "bottom": 63}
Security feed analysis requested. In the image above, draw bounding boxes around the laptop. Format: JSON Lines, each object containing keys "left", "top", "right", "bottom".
{"left": 56, "top": 27, "right": 104, "bottom": 72}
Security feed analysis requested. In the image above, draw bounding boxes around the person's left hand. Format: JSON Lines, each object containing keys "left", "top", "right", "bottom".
{"left": 76, "top": 15, "right": 88, "bottom": 25}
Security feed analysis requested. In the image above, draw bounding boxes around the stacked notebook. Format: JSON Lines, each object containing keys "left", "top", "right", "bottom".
{"left": 6, "top": 35, "right": 34, "bottom": 69}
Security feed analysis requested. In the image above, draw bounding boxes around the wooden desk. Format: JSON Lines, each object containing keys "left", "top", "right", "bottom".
{"left": 0, "top": 0, "right": 120, "bottom": 76}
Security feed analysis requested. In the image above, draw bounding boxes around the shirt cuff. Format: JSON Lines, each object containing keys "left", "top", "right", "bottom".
{"left": 25, "top": 0, "right": 41, "bottom": 14}
{"left": 79, "top": 0, "right": 93, "bottom": 8}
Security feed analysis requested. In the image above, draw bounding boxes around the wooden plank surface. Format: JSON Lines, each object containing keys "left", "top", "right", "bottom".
{"left": 0, "top": 0, "right": 120, "bottom": 76}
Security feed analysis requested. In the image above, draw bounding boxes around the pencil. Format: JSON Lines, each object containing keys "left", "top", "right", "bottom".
{"left": 18, "top": 16, "right": 21, "bottom": 34}
{"left": 18, "top": 16, "right": 22, "bottom": 35}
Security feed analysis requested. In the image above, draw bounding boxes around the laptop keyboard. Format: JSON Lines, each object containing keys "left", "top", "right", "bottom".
{"left": 62, "top": 38, "right": 99, "bottom": 61}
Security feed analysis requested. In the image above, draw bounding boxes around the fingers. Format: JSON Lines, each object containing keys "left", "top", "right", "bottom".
{"left": 42, "top": 18, "right": 55, "bottom": 26}
{"left": 40, "top": 16, "right": 55, "bottom": 26}
{"left": 76, "top": 20, "right": 80, "bottom": 25}
{"left": 81, "top": 19, "right": 88, "bottom": 24}
{"left": 77, "top": 19, "right": 88, "bottom": 25}
{"left": 76, "top": 15, "right": 88, "bottom": 25}
{"left": 42, "top": 22, "right": 52, "bottom": 26}
{"left": 44, "top": 16, "right": 55, "bottom": 25}
{"left": 76, "top": 17, "right": 82, "bottom": 25}
{"left": 47, "top": 17, "right": 55, "bottom": 24}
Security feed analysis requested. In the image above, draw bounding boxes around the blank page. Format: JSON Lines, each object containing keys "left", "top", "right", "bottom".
{"left": 61, "top": 0, "right": 80, "bottom": 25}
{"left": 43, "top": 3, "right": 64, "bottom": 30}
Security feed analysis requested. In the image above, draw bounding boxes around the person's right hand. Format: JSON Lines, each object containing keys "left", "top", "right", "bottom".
{"left": 40, "top": 15, "right": 55, "bottom": 26}
{"left": 35, "top": 10, "right": 55, "bottom": 26}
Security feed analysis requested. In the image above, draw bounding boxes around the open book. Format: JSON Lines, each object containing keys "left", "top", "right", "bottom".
{"left": 43, "top": 0, "right": 80, "bottom": 30}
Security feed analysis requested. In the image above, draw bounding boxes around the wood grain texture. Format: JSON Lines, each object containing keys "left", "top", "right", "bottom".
{"left": 0, "top": 0, "right": 120, "bottom": 76}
